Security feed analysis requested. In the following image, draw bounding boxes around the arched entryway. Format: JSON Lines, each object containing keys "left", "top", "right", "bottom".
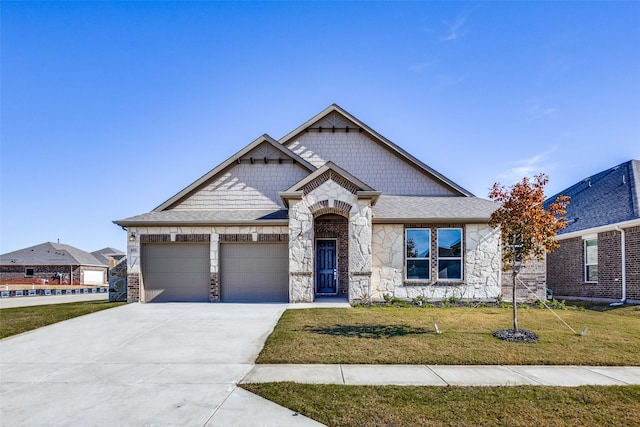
{"left": 314, "top": 213, "right": 349, "bottom": 298}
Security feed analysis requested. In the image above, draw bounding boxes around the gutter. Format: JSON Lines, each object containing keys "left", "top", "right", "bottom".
{"left": 615, "top": 225, "right": 627, "bottom": 303}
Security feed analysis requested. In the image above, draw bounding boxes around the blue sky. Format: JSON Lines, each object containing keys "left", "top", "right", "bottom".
{"left": 2, "top": 1, "right": 639, "bottom": 254}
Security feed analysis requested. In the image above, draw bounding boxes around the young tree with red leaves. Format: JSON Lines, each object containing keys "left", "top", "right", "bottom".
{"left": 489, "top": 173, "right": 570, "bottom": 334}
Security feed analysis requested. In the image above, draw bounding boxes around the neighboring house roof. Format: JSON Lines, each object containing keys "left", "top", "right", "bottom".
{"left": 91, "top": 247, "right": 125, "bottom": 265}
{"left": 372, "top": 195, "right": 499, "bottom": 223}
{"left": 278, "top": 104, "right": 474, "bottom": 197}
{"left": 115, "top": 209, "right": 289, "bottom": 227}
{"left": 153, "top": 134, "right": 316, "bottom": 211}
{"left": 545, "top": 160, "right": 640, "bottom": 235}
{"left": 0, "top": 242, "right": 106, "bottom": 267}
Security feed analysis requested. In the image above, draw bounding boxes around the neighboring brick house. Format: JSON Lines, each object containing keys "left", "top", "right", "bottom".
{"left": 0, "top": 242, "right": 109, "bottom": 285}
{"left": 115, "top": 105, "right": 514, "bottom": 304}
{"left": 545, "top": 160, "right": 640, "bottom": 303}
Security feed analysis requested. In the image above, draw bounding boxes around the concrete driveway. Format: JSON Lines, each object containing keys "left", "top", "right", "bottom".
{"left": 0, "top": 303, "right": 323, "bottom": 426}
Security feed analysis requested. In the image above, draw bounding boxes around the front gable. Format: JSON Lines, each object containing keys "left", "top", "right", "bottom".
{"left": 156, "top": 135, "right": 315, "bottom": 211}
{"left": 280, "top": 104, "right": 472, "bottom": 197}
{"left": 280, "top": 161, "right": 381, "bottom": 210}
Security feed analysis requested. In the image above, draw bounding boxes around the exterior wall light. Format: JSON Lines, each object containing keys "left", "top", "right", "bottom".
{"left": 129, "top": 233, "right": 136, "bottom": 242}
{"left": 297, "top": 233, "right": 303, "bottom": 241}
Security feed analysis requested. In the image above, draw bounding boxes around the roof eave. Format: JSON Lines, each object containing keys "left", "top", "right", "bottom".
{"left": 114, "top": 219, "right": 289, "bottom": 227}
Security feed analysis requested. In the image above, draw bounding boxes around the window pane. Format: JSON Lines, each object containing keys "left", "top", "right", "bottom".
{"left": 407, "top": 260, "right": 430, "bottom": 280}
{"left": 586, "top": 265, "right": 598, "bottom": 282}
{"left": 438, "top": 260, "right": 462, "bottom": 280}
{"left": 585, "top": 239, "right": 598, "bottom": 264}
{"left": 406, "top": 229, "right": 430, "bottom": 258}
{"left": 438, "top": 229, "right": 462, "bottom": 257}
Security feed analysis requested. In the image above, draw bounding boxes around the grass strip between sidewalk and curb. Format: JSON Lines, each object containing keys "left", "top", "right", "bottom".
{"left": 0, "top": 301, "right": 126, "bottom": 339}
{"left": 241, "top": 382, "right": 640, "bottom": 427}
{"left": 257, "top": 304, "right": 640, "bottom": 365}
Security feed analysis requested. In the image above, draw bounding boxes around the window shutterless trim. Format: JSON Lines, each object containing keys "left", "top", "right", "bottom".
{"left": 437, "top": 228, "right": 463, "bottom": 281}
{"left": 584, "top": 238, "right": 598, "bottom": 283}
{"left": 405, "top": 228, "right": 431, "bottom": 281}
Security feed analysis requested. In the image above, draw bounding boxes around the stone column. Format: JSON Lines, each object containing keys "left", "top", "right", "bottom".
{"left": 127, "top": 227, "right": 141, "bottom": 303}
{"left": 289, "top": 201, "right": 314, "bottom": 302}
{"left": 349, "top": 200, "right": 373, "bottom": 303}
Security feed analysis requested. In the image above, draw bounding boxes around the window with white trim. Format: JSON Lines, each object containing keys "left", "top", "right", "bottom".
{"left": 584, "top": 238, "right": 598, "bottom": 282}
{"left": 437, "top": 228, "right": 463, "bottom": 280}
{"left": 406, "top": 228, "right": 430, "bottom": 280}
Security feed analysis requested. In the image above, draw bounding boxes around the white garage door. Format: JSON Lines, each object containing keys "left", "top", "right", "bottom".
{"left": 220, "top": 243, "right": 289, "bottom": 302}
{"left": 83, "top": 270, "right": 104, "bottom": 285}
{"left": 142, "top": 243, "right": 210, "bottom": 302}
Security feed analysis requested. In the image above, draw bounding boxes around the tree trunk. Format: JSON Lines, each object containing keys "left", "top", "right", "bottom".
{"left": 512, "top": 270, "right": 518, "bottom": 332}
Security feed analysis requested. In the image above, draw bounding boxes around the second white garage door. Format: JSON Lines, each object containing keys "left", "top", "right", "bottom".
{"left": 220, "top": 243, "right": 289, "bottom": 302}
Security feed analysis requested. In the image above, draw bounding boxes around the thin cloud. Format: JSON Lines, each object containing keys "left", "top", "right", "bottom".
{"left": 409, "top": 61, "right": 436, "bottom": 73}
{"left": 496, "top": 151, "right": 556, "bottom": 184}
{"left": 440, "top": 12, "right": 469, "bottom": 42}
{"left": 526, "top": 98, "right": 558, "bottom": 120}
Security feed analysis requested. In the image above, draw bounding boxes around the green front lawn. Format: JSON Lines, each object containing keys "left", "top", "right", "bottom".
{"left": 242, "top": 383, "right": 640, "bottom": 427}
{"left": 257, "top": 304, "right": 640, "bottom": 365}
{"left": 0, "top": 301, "right": 126, "bottom": 339}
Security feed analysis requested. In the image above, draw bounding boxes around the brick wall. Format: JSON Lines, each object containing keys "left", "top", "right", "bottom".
{"left": 598, "top": 230, "right": 622, "bottom": 299}
{"left": 624, "top": 226, "right": 640, "bottom": 300}
{"left": 501, "top": 258, "right": 546, "bottom": 302}
{"left": 547, "top": 227, "right": 640, "bottom": 300}
{"left": 210, "top": 272, "right": 219, "bottom": 302}
{"left": 547, "top": 237, "right": 585, "bottom": 296}
{"left": 127, "top": 273, "right": 140, "bottom": 303}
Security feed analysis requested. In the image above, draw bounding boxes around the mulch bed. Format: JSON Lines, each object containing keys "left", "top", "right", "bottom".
{"left": 493, "top": 328, "right": 540, "bottom": 343}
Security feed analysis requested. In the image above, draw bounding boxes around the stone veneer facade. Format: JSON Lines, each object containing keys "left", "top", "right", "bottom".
{"left": 371, "top": 223, "right": 502, "bottom": 301}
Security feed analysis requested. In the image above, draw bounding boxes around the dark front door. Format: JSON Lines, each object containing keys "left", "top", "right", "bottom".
{"left": 316, "top": 240, "right": 337, "bottom": 294}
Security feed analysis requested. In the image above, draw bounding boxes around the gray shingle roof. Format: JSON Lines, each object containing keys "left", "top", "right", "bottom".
{"left": 373, "top": 195, "right": 498, "bottom": 222}
{"left": 115, "top": 197, "right": 497, "bottom": 226}
{"left": 0, "top": 242, "right": 107, "bottom": 267}
{"left": 545, "top": 160, "right": 640, "bottom": 235}
{"left": 91, "top": 247, "right": 125, "bottom": 265}
{"left": 114, "top": 209, "right": 289, "bottom": 226}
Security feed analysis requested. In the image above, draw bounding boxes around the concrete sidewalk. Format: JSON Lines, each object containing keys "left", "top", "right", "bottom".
{"left": 243, "top": 364, "right": 640, "bottom": 387}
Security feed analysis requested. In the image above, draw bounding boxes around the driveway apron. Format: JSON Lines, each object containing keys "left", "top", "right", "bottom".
{"left": 0, "top": 303, "right": 321, "bottom": 426}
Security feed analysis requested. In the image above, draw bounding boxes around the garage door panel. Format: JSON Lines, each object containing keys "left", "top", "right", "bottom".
{"left": 142, "top": 243, "right": 210, "bottom": 302}
{"left": 220, "top": 243, "right": 288, "bottom": 303}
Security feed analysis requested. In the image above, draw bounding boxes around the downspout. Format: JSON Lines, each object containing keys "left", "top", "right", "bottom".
{"left": 615, "top": 226, "right": 627, "bottom": 303}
